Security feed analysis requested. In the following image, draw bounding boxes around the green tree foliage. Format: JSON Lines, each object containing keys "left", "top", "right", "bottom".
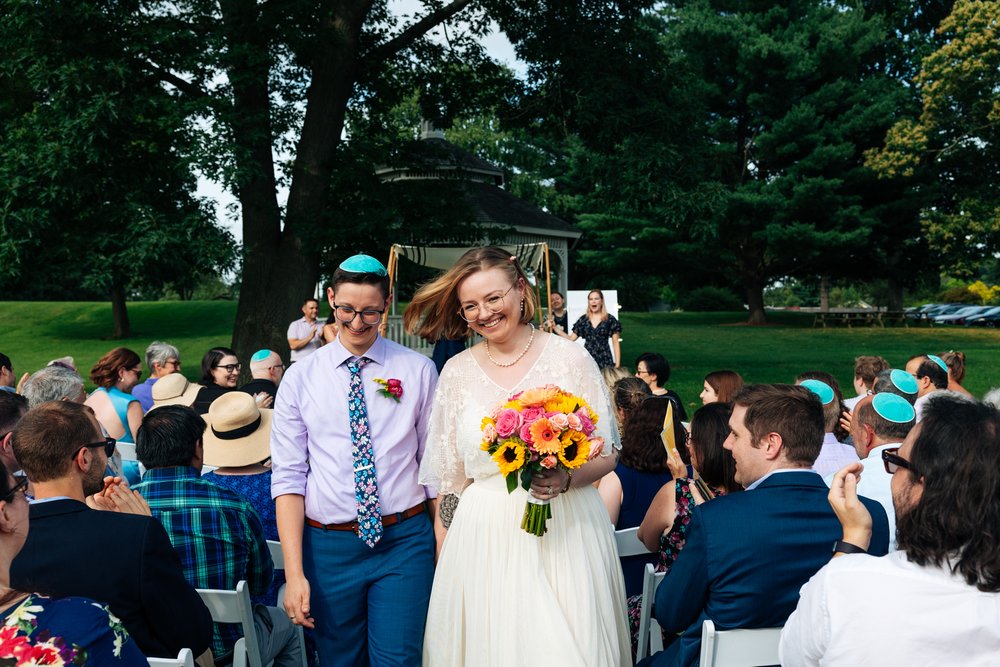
{"left": 867, "top": 0, "right": 1000, "bottom": 278}
{"left": 0, "top": 1, "right": 234, "bottom": 336}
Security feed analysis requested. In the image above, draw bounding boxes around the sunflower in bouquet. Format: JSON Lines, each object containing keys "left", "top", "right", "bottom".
{"left": 480, "top": 385, "right": 605, "bottom": 535}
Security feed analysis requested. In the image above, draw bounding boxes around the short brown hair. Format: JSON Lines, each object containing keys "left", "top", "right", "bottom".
{"left": 12, "top": 402, "right": 98, "bottom": 482}
{"left": 732, "top": 384, "right": 824, "bottom": 466}
{"left": 404, "top": 246, "right": 537, "bottom": 342}
{"left": 939, "top": 351, "right": 965, "bottom": 383}
{"left": 89, "top": 347, "right": 141, "bottom": 388}
{"left": 854, "top": 355, "right": 889, "bottom": 388}
{"left": 854, "top": 397, "right": 914, "bottom": 441}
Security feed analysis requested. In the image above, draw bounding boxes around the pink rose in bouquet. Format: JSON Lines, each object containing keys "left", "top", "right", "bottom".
{"left": 495, "top": 408, "right": 523, "bottom": 438}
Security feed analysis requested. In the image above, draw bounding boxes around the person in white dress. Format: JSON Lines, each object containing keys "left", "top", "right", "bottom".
{"left": 404, "top": 247, "right": 631, "bottom": 667}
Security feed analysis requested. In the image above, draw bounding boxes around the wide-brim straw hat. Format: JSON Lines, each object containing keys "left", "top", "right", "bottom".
{"left": 151, "top": 373, "right": 201, "bottom": 408}
{"left": 202, "top": 392, "right": 272, "bottom": 467}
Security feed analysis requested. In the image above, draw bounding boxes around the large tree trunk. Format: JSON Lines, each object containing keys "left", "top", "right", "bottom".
{"left": 745, "top": 279, "right": 767, "bottom": 325}
{"left": 819, "top": 276, "right": 830, "bottom": 312}
{"left": 110, "top": 284, "right": 132, "bottom": 339}
{"left": 886, "top": 277, "right": 904, "bottom": 312}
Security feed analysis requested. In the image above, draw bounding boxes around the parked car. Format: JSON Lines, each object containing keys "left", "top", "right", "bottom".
{"left": 934, "top": 305, "right": 993, "bottom": 324}
{"left": 965, "top": 306, "right": 1000, "bottom": 326}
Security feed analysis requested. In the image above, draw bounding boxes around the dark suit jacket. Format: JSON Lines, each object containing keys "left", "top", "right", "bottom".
{"left": 11, "top": 499, "right": 213, "bottom": 658}
{"left": 649, "top": 470, "right": 889, "bottom": 667}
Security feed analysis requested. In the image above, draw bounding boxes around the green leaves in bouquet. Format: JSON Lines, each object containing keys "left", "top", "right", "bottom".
{"left": 505, "top": 471, "right": 518, "bottom": 494}
{"left": 519, "top": 466, "right": 535, "bottom": 492}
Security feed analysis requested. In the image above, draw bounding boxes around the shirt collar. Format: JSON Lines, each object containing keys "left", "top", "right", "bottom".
{"left": 865, "top": 442, "right": 901, "bottom": 461}
{"left": 745, "top": 467, "right": 818, "bottom": 491}
{"left": 141, "top": 466, "right": 201, "bottom": 482}
{"left": 327, "top": 334, "right": 386, "bottom": 368}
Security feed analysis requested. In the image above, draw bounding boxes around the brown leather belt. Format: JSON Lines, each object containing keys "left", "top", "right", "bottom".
{"left": 305, "top": 502, "right": 428, "bottom": 533}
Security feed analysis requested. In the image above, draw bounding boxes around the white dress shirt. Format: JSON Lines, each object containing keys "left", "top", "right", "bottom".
{"left": 824, "top": 442, "right": 900, "bottom": 551}
{"left": 780, "top": 551, "right": 1000, "bottom": 666}
{"left": 812, "top": 432, "right": 858, "bottom": 479}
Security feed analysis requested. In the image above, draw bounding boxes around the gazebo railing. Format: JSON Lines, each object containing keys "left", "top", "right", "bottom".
{"left": 383, "top": 315, "right": 434, "bottom": 356}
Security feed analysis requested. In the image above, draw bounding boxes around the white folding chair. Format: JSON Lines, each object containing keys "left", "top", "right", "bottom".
{"left": 636, "top": 563, "right": 667, "bottom": 661}
{"left": 147, "top": 648, "right": 195, "bottom": 667}
{"left": 266, "top": 540, "right": 307, "bottom": 667}
{"left": 699, "top": 619, "right": 783, "bottom": 667}
{"left": 613, "top": 526, "right": 654, "bottom": 558}
{"left": 197, "top": 580, "right": 262, "bottom": 667}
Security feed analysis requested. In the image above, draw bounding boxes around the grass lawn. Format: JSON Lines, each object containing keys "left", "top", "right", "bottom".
{"left": 3, "top": 302, "right": 999, "bottom": 410}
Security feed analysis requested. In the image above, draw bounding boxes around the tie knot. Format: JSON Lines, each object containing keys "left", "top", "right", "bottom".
{"left": 348, "top": 357, "right": 371, "bottom": 373}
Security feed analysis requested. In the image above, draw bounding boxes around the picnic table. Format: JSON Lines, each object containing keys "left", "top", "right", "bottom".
{"left": 812, "top": 310, "right": 933, "bottom": 328}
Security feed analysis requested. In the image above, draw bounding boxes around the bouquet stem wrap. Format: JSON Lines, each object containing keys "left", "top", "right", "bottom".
{"left": 521, "top": 496, "right": 553, "bottom": 536}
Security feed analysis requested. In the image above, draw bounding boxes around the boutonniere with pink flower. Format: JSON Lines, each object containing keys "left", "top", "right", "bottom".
{"left": 373, "top": 378, "right": 403, "bottom": 402}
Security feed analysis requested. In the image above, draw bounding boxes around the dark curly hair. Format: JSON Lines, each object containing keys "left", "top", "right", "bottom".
{"left": 689, "top": 402, "right": 740, "bottom": 493}
{"left": 896, "top": 394, "right": 1000, "bottom": 592}
{"left": 613, "top": 377, "right": 651, "bottom": 424}
{"left": 620, "top": 396, "right": 685, "bottom": 473}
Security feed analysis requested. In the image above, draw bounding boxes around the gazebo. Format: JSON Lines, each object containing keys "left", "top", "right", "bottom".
{"left": 374, "top": 122, "right": 580, "bottom": 294}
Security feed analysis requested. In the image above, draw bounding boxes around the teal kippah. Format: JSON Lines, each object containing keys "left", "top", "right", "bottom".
{"left": 889, "top": 369, "right": 919, "bottom": 394}
{"left": 800, "top": 379, "right": 835, "bottom": 405}
{"left": 251, "top": 349, "right": 272, "bottom": 363}
{"left": 872, "top": 392, "right": 915, "bottom": 423}
{"left": 339, "top": 254, "right": 387, "bottom": 276}
{"left": 927, "top": 354, "right": 948, "bottom": 373}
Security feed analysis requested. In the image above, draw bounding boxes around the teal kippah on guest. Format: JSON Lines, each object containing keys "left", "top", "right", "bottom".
{"left": 251, "top": 349, "right": 272, "bottom": 363}
{"left": 927, "top": 354, "right": 948, "bottom": 373}
{"left": 800, "top": 379, "right": 835, "bottom": 405}
{"left": 889, "top": 369, "right": 918, "bottom": 394}
{"left": 872, "top": 393, "right": 915, "bottom": 423}
{"left": 339, "top": 254, "right": 387, "bottom": 276}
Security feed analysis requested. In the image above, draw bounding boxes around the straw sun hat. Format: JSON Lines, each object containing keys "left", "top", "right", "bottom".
{"left": 202, "top": 392, "right": 272, "bottom": 467}
{"left": 150, "top": 373, "right": 200, "bottom": 408}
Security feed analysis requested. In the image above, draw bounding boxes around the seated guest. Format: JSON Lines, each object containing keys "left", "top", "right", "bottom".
{"left": 905, "top": 354, "right": 950, "bottom": 421}
{"left": 150, "top": 373, "right": 200, "bottom": 410}
{"left": 939, "top": 350, "right": 973, "bottom": 397}
{"left": 9, "top": 401, "right": 212, "bottom": 660}
{"left": 239, "top": 349, "right": 285, "bottom": 403}
{"left": 0, "top": 392, "right": 28, "bottom": 477}
{"left": 84, "top": 347, "right": 144, "bottom": 446}
{"left": 612, "top": 377, "right": 652, "bottom": 434}
{"left": 637, "top": 384, "right": 889, "bottom": 667}
{"left": 780, "top": 394, "right": 1000, "bottom": 665}
{"left": 831, "top": 393, "right": 915, "bottom": 550}
{"left": 872, "top": 368, "right": 918, "bottom": 404}
{"left": 634, "top": 402, "right": 740, "bottom": 656}
{"left": 598, "top": 396, "right": 677, "bottom": 596}
{"left": 21, "top": 365, "right": 87, "bottom": 407}
{"left": 699, "top": 370, "right": 743, "bottom": 405}
{"left": 85, "top": 348, "right": 144, "bottom": 484}
{"left": 843, "top": 355, "right": 888, "bottom": 410}
{"left": 602, "top": 366, "right": 632, "bottom": 394}
{"left": 799, "top": 379, "right": 857, "bottom": 478}
{"left": 132, "top": 341, "right": 182, "bottom": 412}
{"left": 0, "top": 465, "right": 147, "bottom": 665}
{"left": 192, "top": 347, "right": 242, "bottom": 415}
{"left": 0, "top": 353, "right": 15, "bottom": 393}
{"left": 133, "top": 400, "right": 299, "bottom": 665}
{"left": 635, "top": 352, "right": 687, "bottom": 421}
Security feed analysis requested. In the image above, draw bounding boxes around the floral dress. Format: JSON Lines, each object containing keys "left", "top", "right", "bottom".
{"left": 0, "top": 593, "right": 146, "bottom": 666}
{"left": 626, "top": 479, "right": 728, "bottom": 660}
{"left": 572, "top": 315, "right": 622, "bottom": 369}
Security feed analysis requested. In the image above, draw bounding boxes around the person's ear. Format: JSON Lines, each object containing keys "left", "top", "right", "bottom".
{"left": 0, "top": 499, "right": 16, "bottom": 534}
{"left": 71, "top": 446, "right": 91, "bottom": 473}
{"left": 327, "top": 286, "right": 336, "bottom": 308}
{"left": 761, "top": 432, "right": 783, "bottom": 460}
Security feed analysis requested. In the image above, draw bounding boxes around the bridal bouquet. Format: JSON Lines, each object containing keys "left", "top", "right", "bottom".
{"left": 480, "top": 385, "right": 604, "bottom": 536}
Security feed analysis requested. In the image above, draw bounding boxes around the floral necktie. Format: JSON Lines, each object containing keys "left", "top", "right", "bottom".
{"left": 348, "top": 357, "right": 383, "bottom": 547}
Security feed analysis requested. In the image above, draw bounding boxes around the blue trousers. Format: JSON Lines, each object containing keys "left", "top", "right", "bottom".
{"left": 303, "top": 513, "right": 434, "bottom": 667}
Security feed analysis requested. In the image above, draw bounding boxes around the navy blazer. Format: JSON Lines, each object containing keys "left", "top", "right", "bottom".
{"left": 11, "top": 499, "right": 213, "bottom": 659}
{"left": 649, "top": 470, "right": 889, "bottom": 667}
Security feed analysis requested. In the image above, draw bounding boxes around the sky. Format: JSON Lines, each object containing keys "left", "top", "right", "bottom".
{"left": 197, "top": 1, "right": 523, "bottom": 244}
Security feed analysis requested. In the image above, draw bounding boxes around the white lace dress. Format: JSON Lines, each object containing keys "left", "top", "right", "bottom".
{"left": 421, "top": 335, "right": 631, "bottom": 666}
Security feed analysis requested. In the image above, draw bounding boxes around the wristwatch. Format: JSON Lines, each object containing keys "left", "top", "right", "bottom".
{"left": 832, "top": 539, "right": 867, "bottom": 555}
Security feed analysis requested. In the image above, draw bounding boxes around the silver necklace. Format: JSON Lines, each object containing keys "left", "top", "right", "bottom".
{"left": 485, "top": 324, "right": 535, "bottom": 368}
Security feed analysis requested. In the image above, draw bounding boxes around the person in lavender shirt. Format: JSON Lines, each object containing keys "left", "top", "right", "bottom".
{"left": 286, "top": 298, "right": 324, "bottom": 362}
{"left": 271, "top": 254, "right": 438, "bottom": 667}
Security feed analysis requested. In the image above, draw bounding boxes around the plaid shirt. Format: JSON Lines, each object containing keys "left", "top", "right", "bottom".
{"left": 135, "top": 466, "right": 274, "bottom": 659}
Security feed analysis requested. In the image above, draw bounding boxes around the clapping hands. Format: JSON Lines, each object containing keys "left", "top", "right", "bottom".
{"left": 86, "top": 476, "right": 151, "bottom": 516}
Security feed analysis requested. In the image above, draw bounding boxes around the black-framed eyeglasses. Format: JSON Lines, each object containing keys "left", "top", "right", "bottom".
{"left": 75, "top": 437, "right": 116, "bottom": 459}
{"left": 3, "top": 476, "right": 28, "bottom": 504}
{"left": 333, "top": 304, "right": 384, "bottom": 325}
{"left": 882, "top": 447, "right": 916, "bottom": 475}
{"left": 458, "top": 283, "right": 516, "bottom": 323}
{"left": 269, "top": 364, "right": 285, "bottom": 371}
{"left": 214, "top": 363, "right": 242, "bottom": 374}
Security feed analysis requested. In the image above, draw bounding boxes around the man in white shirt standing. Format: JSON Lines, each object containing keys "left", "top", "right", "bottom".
{"left": 287, "top": 297, "right": 324, "bottom": 362}
{"left": 832, "top": 392, "right": 915, "bottom": 550}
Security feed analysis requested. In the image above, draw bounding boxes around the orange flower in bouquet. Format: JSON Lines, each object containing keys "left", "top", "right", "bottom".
{"left": 480, "top": 385, "right": 604, "bottom": 535}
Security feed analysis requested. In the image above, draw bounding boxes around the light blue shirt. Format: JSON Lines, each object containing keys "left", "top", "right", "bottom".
{"left": 271, "top": 334, "right": 439, "bottom": 523}
{"left": 745, "top": 467, "right": 819, "bottom": 491}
